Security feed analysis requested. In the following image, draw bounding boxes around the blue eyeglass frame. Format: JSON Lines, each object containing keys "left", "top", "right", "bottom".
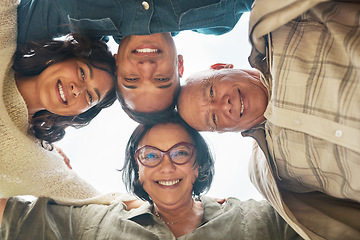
{"left": 135, "top": 142, "right": 195, "bottom": 168}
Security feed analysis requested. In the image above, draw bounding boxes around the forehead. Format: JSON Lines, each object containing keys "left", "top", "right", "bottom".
{"left": 177, "top": 91, "right": 209, "bottom": 131}
{"left": 186, "top": 69, "right": 245, "bottom": 86}
{"left": 84, "top": 62, "right": 114, "bottom": 92}
{"left": 186, "top": 70, "right": 219, "bottom": 85}
{"left": 139, "top": 123, "right": 193, "bottom": 148}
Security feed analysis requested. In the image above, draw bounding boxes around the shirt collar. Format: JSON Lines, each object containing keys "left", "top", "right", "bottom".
{"left": 199, "top": 196, "right": 224, "bottom": 224}
{"left": 125, "top": 201, "right": 153, "bottom": 220}
{"left": 242, "top": 123, "right": 280, "bottom": 180}
{"left": 125, "top": 196, "right": 223, "bottom": 224}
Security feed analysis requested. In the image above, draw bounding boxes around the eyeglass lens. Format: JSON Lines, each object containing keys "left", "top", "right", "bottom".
{"left": 138, "top": 144, "right": 193, "bottom": 166}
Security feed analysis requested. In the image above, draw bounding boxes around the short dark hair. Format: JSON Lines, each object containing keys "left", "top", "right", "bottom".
{"left": 117, "top": 77, "right": 181, "bottom": 125}
{"left": 14, "top": 33, "right": 117, "bottom": 143}
{"left": 122, "top": 113, "right": 215, "bottom": 203}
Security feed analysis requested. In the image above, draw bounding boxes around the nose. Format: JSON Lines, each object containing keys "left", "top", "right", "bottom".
{"left": 137, "top": 60, "right": 156, "bottom": 79}
{"left": 214, "top": 95, "right": 232, "bottom": 115}
{"left": 159, "top": 154, "right": 176, "bottom": 173}
{"left": 70, "top": 83, "right": 85, "bottom": 97}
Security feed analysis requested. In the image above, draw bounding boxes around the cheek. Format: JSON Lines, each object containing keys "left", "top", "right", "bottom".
{"left": 137, "top": 166, "right": 147, "bottom": 184}
{"left": 71, "top": 99, "right": 92, "bottom": 115}
{"left": 64, "top": 103, "right": 90, "bottom": 116}
{"left": 191, "top": 168, "right": 199, "bottom": 184}
{"left": 138, "top": 173, "right": 144, "bottom": 184}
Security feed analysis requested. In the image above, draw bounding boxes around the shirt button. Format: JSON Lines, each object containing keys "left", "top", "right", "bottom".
{"left": 335, "top": 130, "right": 343, "bottom": 137}
{"left": 294, "top": 119, "right": 301, "bottom": 126}
{"left": 142, "top": 1, "right": 150, "bottom": 10}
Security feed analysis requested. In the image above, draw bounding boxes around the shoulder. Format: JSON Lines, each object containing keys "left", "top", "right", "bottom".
{"left": 203, "top": 196, "right": 277, "bottom": 218}
{"left": 0, "top": 0, "right": 19, "bottom": 109}
{"left": 5, "top": 196, "right": 127, "bottom": 221}
{"left": 0, "top": 0, "right": 18, "bottom": 49}
{"left": 201, "top": 196, "right": 273, "bottom": 215}
{"left": 1, "top": 197, "right": 127, "bottom": 239}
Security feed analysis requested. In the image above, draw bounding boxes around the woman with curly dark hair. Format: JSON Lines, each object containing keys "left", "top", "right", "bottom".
{"left": 0, "top": 1, "right": 126, "bottom": 205}
{"left": 14, "top": 33, "right": 117, "bottom": 143}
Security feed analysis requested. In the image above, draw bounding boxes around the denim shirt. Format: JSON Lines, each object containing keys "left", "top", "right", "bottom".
{"left": 17, "top": 0, "right": 253, "bottom": 45}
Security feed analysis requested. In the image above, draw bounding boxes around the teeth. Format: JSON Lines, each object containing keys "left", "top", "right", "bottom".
{"left": 158, "top": 180, "right": 180, "bottom": 186}
{"left": 135, "top": 48, "right": 159, "bottom": 53}
{"left": 240, "top": 91, "right": 244, "bottom": 117}
{"left": 58, "top": 81, "right": 67, "bottom": 103}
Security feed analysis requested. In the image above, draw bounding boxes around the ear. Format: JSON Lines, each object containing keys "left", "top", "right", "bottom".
{"left": 178, "top": 54, "right": 184, "bottom": 77}
{"left": 192, "top": 166, "right": 199, "bottom": 184}
{"left": 210, "top": 63, "right": 234, "bottom": 70}
{"left": 114, "top": 54, "right": 118, "bottom": 66}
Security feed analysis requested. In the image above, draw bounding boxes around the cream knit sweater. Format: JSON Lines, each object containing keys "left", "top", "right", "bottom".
{"left": 0, "top": 0, "right": 131, "bottom": 205}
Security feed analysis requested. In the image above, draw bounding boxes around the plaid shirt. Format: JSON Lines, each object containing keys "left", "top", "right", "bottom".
{"left": 246, "top": 0, "right": 360, "bottom": 239}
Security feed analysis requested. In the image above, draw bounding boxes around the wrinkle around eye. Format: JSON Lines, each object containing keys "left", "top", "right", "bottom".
{"left": 124, "top": 77, "right": 139, "bottom": 82}
{"left": 210, "top": 85, "right": 214, "bottom": 98}
{"left": 155, "top": 78, "right": 171, "bottom": 84}
{"left": 205, "top": 110, "right": 217, "bottom": 132}
{"left": 80, "top": 67, "right": 85, "bottom": 81}
{"left": 121, "top": 77, "right": 138, "bottom": 89}
{"left": 86, "top": 90, "right": 93, "bottom": 104}
{"left": 212, "top": 113, "right": 218, "bottom": 131}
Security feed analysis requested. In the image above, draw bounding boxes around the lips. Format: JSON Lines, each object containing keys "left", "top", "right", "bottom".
{"left": 156, "top": 179, "right": 181, "bottom": 186}
{"left": 131, "top": 44, "right": 162, "bottom": 57}
{"left": 238, "top": 90, "right": 244, "bottom": 117}
{"left": 133, "top": 48, "right": 161, "bottom": 53}
{"left": 57, "top": 80, "right": 68, "bottom": 105}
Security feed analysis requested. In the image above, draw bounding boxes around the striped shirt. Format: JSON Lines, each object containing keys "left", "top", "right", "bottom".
{"left": 264, "top": 1, "right": 360, "bottom": 203}
{"left": 246, "top": 1, "right": 360, "bottom": 239}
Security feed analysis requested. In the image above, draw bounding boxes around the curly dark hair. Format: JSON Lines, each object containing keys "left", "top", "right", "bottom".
{"left": 122, "top": 113, "right": 215, "bottom": 203}
{"left": 117, "top": 78, "right": 181, "bottom": 125}
{"left": 13, "top": 33, "right": 117, "bottom": 143}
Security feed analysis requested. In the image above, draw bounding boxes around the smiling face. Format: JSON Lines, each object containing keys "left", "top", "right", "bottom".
{"left": 116, "top": 33, "right": 183, "bottom": 112}
{"left": 137, "top": 123, "right": 198, "bottom": 209}
{"left": 36, "top": 59, "right": 114, "bottom": 116}
{"left": 177, "top": 68, "right": 268, "bottom": 132}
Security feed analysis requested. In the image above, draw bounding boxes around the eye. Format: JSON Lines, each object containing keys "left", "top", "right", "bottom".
{"left": 172, "top": 150, "right": 190, "bottom": 157}
{"left": 211, "top": 114, "right": 217, "bottom": 131}
{"left": 86, "top": 90, "right": 93, "bottom": 104}
{"left": 144, "top": 153, "right": 160, "bottom": 161}
{"left": 125, "top": 77, "right": 139, "bottom": 82}
{"left": 156, "top": 78, "right": 170, "bottom": 82}
{"left": 80, "top": 67, "right": 85, "bottom": 81}
{"left": 210, "top": 85, "right": 214, "bottom": 98}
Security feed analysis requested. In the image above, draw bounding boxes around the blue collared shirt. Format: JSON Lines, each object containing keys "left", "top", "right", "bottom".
{"left": 17, "top": 0, "right": 253, "bottom": 45}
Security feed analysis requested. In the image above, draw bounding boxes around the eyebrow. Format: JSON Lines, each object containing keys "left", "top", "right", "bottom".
{"left": 84, "top": 62, "right": 101, "bottom": 101}
{"left": 157, "top": 82, "right": 173, "bottom": 89}
{"left": 122, "top": 83, "right": 137, "bottom": 89}
{"left": 84, "top": 62, "right": 94, "bottom": 79}
{"left": 122, "top": 81, "right": 173, "bottom": 89}
{"left": 202, "top": 80, "right": 210, "bottom": 101}
{"left": 205, "top": 112, "right": 212, "bottom": 130}
{"left": 94, "top": 88, "right": 101, "bottom": 101}
{"left": 202, "top": 80, "right": 213, "bottom": 130}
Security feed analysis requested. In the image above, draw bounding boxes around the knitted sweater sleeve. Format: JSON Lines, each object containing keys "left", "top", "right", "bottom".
{"left": 0, "top": 0, "right": 132, "bottom": 205}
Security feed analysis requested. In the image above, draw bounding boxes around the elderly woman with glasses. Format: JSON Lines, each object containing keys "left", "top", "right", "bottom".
{"left": 0, "top": 114, "right": 301, "bottom": 239}
{"left": 120, "top": 115, "right": 302, "bottom": 239}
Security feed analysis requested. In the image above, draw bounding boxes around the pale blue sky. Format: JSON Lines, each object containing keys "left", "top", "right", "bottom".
{"left": 57, "top": 13, "right": 263, "bottom": 201}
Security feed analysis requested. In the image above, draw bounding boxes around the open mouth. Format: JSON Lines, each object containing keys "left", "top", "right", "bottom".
{"left": 239, "top": 90, "right": 244, "bottom": 117}
{"left": 57, "top": 80, "right": 68, "bottom": 105}
{"left": 132, "top": 48, "right": 162, "bottom": 54}
{"left": 156, "top": 179, "right": 181, "bottom": 186}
